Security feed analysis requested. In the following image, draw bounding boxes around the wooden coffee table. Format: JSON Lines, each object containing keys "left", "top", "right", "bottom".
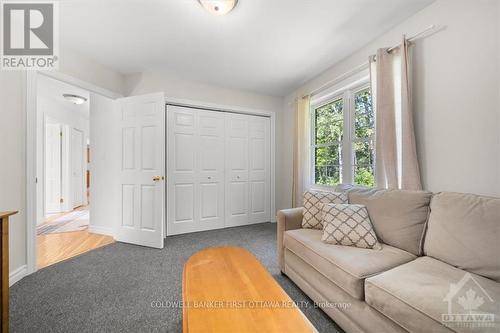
{"left": 182, "top": 247, "right": 317, "bottom": 333}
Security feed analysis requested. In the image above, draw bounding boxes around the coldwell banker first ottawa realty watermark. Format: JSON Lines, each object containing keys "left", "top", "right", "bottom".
{"left": 1, "top": 1, "right": 59, "bottom": 70}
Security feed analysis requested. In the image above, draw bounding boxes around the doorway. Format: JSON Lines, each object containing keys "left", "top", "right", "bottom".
{"left": 35, "top": 74, "right": 114, "bottom": 269}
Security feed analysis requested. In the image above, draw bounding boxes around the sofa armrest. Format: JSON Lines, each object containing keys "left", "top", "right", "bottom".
{"left": 277, "top": 208, "right": 303, "bottom": 273}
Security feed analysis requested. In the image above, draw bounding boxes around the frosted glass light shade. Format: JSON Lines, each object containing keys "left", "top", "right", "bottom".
{"left": 63, "top": 94, "right": 87, "bottom": 105}
{"left": 198, "top": 0, "right": 238, "bottom": 16}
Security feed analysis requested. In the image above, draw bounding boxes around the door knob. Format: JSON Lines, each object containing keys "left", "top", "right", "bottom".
{"left": 153, "top": 176, "right": 161, "bottom": 182}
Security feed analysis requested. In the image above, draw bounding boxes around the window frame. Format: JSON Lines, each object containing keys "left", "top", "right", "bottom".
{"left": 310, "top": 81, "right": 373, "bottom": 190}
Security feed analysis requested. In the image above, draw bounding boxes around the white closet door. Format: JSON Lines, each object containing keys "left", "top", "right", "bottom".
{"left": 248, "top": 116, "right": 271, "bottom": 223}
{"left": 167, "top": 106, "right": 225, "bottom": 235}
{"left": 225, "top": 113, "right": 249, "bottom": 227}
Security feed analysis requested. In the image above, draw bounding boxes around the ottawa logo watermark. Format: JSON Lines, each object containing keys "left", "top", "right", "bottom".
{"left": 1, "top": 1, "right": 59, "bottom": 70}
{"left": 442, "top": 272, "right": 496, "bottom": 329}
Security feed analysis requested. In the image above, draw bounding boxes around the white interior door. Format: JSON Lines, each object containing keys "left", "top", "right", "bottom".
{"left": 167, "top": 106, "right": 225, "bottom": 235}
{"left": 115, "top": 93, "right": 165, "bottom": 248}
{"left": 248, "top": 116, "right": 271, "bottom": 223}
{"left": 225, "top": 113, "right": 249, "bottom": 227}
{"left": 45, "top": 122, "right": 62, "bottom": 214}
{"left": 71, "top": 128, "right": 84, "bottom": 208}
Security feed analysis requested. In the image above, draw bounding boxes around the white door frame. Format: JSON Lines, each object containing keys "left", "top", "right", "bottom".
{"left": 25, "top": 71, "right": 122, "bottom": 275}
{"left": 164, "top": 97, "right": 277, "bottom": 229}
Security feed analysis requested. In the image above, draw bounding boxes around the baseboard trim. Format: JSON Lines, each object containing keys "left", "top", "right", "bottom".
{"left": 10, "top": 265, "right": 27, "bottom": 287}
{"left": 88, "top": 225, "right": 114, "bottom": 237}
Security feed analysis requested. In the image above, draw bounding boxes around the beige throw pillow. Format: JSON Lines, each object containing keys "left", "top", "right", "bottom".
{"left": 302, "top": 191, "right": 347, "bottom": 229}
{"left": 321, "top": 203, "right": 382, "bottom": 250}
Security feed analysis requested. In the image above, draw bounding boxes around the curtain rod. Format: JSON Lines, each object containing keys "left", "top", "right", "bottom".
{"left": 303, "top": 24, "right": 438, "bottom": 99}
{"left": 387, "top": 24, "right": 436, "bottom": 52}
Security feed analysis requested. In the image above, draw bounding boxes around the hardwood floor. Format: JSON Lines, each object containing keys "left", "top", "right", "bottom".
{"left": 37, "top": 208, "right": 114, "bottom": 269}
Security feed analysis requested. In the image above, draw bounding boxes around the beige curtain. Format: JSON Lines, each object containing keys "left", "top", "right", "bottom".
{"left": 292, "top": 95, "right": 311, "bottom": 207}
{"left": 369, "top": 37, "right": 422, "bottom": 190}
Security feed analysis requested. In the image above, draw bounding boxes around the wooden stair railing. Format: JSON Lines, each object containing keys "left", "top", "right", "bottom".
{"left": 0, "top": 211, "right": 17, "bottom": 333}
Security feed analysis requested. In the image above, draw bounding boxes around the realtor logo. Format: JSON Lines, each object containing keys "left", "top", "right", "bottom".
{"left": 442, "top": 272, "right": 496, "bottom": 329}
{"left": 1, "top": 1, "right": 59, "bottom": 70}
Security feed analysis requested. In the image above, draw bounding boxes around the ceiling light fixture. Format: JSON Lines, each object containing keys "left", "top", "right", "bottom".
{"left": 198, "top": 0, "right": 237, "bottom": 16}
{"left": 63, "top": 94, "right": 87, "bottom": 105}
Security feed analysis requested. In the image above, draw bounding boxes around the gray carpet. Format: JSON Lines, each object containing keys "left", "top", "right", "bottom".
{"left": 11, "top": 223, "right": 343, "bottom": 333}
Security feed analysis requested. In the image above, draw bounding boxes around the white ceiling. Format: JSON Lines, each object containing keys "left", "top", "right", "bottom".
{"left": 60, "top": 0, "right": 434, "bottom": 96}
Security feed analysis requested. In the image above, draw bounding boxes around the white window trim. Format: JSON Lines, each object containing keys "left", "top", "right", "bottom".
{"left": 309, "top": 77, "right": 372, "bottom": 191}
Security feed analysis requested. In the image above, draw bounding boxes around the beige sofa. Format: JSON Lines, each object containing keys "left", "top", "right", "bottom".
{"left": 277, "top": 188, "right": 500, "bottom": 333}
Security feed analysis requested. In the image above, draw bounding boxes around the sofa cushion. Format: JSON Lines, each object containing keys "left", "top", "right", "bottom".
{"left": 348, "top": 188, "right": 432, "bottom": 255}
{"left": 283, "top": 228, "right": 416, "bottom": 300}
{"left": 424, "top": 192, "right": 500, "bottom": 282}
{"left": 302, "top": 190, "right": 347, "bottom": 229}
{"left": 321, "top": 204, "right": 381, "bottom": 250}
{"left": 365, "top": 256, "right": 500, "bottom": 333}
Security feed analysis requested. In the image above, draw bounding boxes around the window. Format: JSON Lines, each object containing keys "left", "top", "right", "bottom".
{"left": 311, "top": 85, "right": 375, "bottom": 187}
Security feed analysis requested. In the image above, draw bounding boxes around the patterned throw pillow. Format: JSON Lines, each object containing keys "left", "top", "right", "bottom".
{"left": 321, "top": 204, "right": 382, "bottom": 250}
{"left": 302, "top": 191, "right": 348, "bottom": 229}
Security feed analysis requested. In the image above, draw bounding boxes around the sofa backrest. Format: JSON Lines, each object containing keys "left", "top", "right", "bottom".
{"left": 424, "top": 192, "right": 500, "bottom": 282}
{"left": 347, "top": 188, "right": 432, "bottom": 256}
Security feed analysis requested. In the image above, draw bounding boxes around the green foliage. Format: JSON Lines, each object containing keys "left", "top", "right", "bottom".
{"left": 354, "top": 89, "right": 374, "bottom": 138}
{"left": 353, "top": 88, "right": 375, "bottom": 187}
{"left": 354, "top": 166, "right": 375, "bottom": 187}
{"left": 315, "top": 98, "right": 343, "bottom": 144}
{"left": 315, "top": 165, "right": 341, "bottom": 186}
{"left": 314, "top": 98, "right": 343, "bottom": 186}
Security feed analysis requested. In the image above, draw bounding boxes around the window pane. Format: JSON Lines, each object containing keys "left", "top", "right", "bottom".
{"left": 315, "top": 145, "right": 342, "bottom": 186}
{"left": 354, "top": 88, "right": 374, "bottom": 138}
{"left": 354, "top": 140, "right": 375, "bottom": 187}
{"left": 353, "top": 140, "right": 374, "bottom": 166}
{"left": 315, "top": 145, "right": 342, "bottom": 167}
{"left": 315, "top": 98, "right": 343, "bottom": 144}
{"left": 354, "top": 165, "right": 375, "bottom": 187}
{"left": 315, "top": 165, "right": 341, "bottom": 186}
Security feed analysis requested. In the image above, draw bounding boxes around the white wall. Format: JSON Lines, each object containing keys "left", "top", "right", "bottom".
{"left": 0, "top": 72, "right": 26, "bottom": 274}
{"left": 125, "top": 72, "right": 283, "bottom": 111}
{"left": 59, "top": 48, "right": 127, "bottom": 97}
{"left": 498, "top": 0, "right": 500, "bottom": 197}
{"left": 0, "top": 47, "right": 125, "bottom": 276}
{"left": 281, "top": 0, "right": 500, "bottom": 210}
{"left": 88, "top": 93, "right": 118, "bottom": 235}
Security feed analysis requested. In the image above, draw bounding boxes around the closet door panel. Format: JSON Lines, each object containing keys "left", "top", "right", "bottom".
{"left": 198, "top": 111, "right": 225, "bottom": 228}
{"left": 225, "top": 114, "right": 249, "bottom": 227}
{"left": 167, "top": 107, "right": 198, "bottom": 235}
{"left": 248, "top": 116, "right": 271, "bottom": 223}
